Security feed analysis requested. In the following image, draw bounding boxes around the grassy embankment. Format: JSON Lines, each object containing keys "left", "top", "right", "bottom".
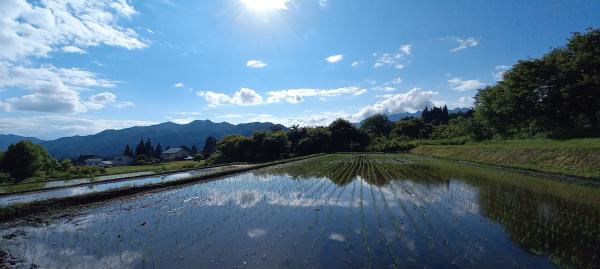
{"left": 0, "top": 160, "right": 208, "bottom": 185}
{"left": 410, "top": 138, "right": 600, "bottom": 178}
{"left": 104, "top": 160, "right": 206, "bottom": 175}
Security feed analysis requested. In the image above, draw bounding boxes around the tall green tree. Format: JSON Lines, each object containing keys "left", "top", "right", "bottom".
{"left": 475, "top": 28, "right": 600, "bottom": 137}
{"left": 1, "top": 141, "right": 55, "bottom": 181}
{"left": 329, "top": 118, "right": 369, "bottom": 152}
{"left": 361, "top": 114, "right": 393, "bottom": 137}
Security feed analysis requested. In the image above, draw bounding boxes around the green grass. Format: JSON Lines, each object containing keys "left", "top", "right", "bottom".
{"left": 411, "top": 138, "right": 600, "bottom": 178}
{"left": 104, "top": 160, "right": 207, "bottom": 175}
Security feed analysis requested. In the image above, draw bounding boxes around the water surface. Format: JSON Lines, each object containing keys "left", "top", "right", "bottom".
{"left": 1, "top": 154, "right": 598, "bottom": 268}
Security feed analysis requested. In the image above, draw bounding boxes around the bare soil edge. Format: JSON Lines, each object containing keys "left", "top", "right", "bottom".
{"left": 0, "top": 154, "right": 324, "bottom": 222}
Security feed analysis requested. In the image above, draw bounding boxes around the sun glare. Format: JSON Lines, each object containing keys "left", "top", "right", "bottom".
{"left": 241, "top": 0, "right": 289, "bottom": 12}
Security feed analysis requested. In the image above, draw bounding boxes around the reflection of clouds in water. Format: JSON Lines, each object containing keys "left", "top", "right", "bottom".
{"left": 329, "top": 233, "right": 346, "bottom": 242}
{"left": 202, "top": 189, "right": 362, "bottom": 209}
{"left": 3, "top": 239, "right": 142, "bottom": 268}
{"left": 379, "top": 180, "right": 480, "bottom": 215}
{"left": 247, "top": 228, "right": 267, "bottom": 238}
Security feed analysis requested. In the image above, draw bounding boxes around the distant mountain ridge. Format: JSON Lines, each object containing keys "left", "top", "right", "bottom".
{"left": 1, "top": 120, "right": 285, "bottom": 159}
{"left": 0, "top": 134, "right": 44, "bottom": 150}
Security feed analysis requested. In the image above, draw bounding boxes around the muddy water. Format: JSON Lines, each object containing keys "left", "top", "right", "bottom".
{"left": 1, "top": 154, "right": 598, "bottom": 268}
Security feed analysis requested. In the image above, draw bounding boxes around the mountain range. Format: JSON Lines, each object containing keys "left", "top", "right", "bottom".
{"left": 0, "top": 108, "right": 470, "bottom": 159}
{"left": 1, "top": 120, "right": 284, "bottom": 159}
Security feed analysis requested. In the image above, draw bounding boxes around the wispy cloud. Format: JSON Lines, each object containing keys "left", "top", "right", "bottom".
{"left": 493, "top": 65, "right": 511, "bottom": 81}
{"left": 196, "top": 86, "right": 366, "bottom": 106}
{"left": 448, "top": 77, "right": 485, "bottom": 91}
{"left": 451, "top": 37, "right": 479, "bottom": 52}
{"left": 373, "top": 44, "right": 411, "bottom": 68}
{"left": 173, "top": 82, "right": 185, "bottom": 88}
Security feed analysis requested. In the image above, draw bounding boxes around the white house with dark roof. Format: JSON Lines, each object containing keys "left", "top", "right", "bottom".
{"left": 161, "top": 147, "right": 190, "bottom": 161}
{"left": 84, "top": 158, "right": 113, "bottom": 167}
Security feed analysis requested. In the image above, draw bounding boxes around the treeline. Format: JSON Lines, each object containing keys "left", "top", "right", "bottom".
{"left": 475, "top": 28, "right": 600, "bottom": 138}
{"left": 121, "top": 138, "right": 200, "bottom": 164}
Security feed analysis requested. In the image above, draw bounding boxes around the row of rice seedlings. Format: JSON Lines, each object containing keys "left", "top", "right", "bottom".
{"left": 373, "top": 163, "right": 439, "bottom": 259}
{"left": 357, "top": 167, "right": 375, "bottom": 268}
{"left": 381, "top": 162, "right": 482, "bottom": 262}
{"left": 366, "top": 159, "right": 401, "bottom": 268}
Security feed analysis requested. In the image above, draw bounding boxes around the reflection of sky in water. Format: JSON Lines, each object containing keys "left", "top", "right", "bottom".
{"left": 0, "top": 165, "right": 573, "bottom": 269}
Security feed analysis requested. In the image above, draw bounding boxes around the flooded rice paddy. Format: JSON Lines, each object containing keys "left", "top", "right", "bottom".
{"left": 0, "top": 165, "right": 251, "bottom": 206}
{"left": 1, "top": 154, "right": 599, "bottom": 268}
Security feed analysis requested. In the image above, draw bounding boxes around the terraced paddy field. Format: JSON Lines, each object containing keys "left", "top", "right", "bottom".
{"left": 1, "top": 154, "right": 599, "bottom": 268}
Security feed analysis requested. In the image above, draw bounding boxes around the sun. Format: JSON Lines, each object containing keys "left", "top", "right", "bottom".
{"left": 240, "top": 0, "right": 290, "bottom": 13}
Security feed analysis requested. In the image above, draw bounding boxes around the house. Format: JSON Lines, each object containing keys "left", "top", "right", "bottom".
{"left": 112, "top": 155, "right": 134, "bottom": 166}
{"left": 161, "top": 147, "right": 190, "bottom": 161}
{"left": 84, "top": 158, "right": 113, "bottom": 167}
{"left": 75, "top": 155, "right": 103, "bottom": 165}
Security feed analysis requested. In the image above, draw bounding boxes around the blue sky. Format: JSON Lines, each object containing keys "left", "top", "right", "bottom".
{"left": 0, "top": 0, "right": 598, "bottom": 139}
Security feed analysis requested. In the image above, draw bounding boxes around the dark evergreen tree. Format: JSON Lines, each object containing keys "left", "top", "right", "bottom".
{"left": 191, "top": 144, "right": 198, "bottom": 155}
{"left": 154, "top": 144, "right": 162, "bottom": 158}
{"left": 144, "top": 139, "right": 154, "bottom": 157}
{"left": 202, "top": 136, "right": 217, "bottom": 155}
{"left": 134, "top": 138, "right": 145, "bottom": 156}
{"left": 122, "top": 144, "right": 133, "bottom": 157}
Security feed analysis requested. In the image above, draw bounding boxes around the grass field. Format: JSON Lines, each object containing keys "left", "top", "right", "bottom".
{"left": 411, "top": 138, "right": 600, "bottom": 178}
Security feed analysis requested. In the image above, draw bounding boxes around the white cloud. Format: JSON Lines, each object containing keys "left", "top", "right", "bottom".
{"left": 0, "top": 0, "right": 146, "bottom": 115}
{"left": 373, "top": 44, "right": 411, "bottom": 68}
{"left": 319, "top": 0, "right": 328, "bottom": 7}
{"left": 173, "top": 82, "right": 185, "bottom": 88}
{"left": 391, "top": 77, "right": 402, "bottom": 85}
{"left": 61, "top": 46, "right": 86, "bottom": 54}
{"left": 246, "top": 60, "right": 267, "bottom": 68}
{"left": 456, "top": 96, "right": 475, "bottom": 107}
{"left": 114, "top": 101, "right": 134, "bottom": 108}
{"left": 197, "top": 88, "right": 263, "bottom": 106}
{"left": 0, "top": 115, "right": 155, "bottom": 140}
{"left": 0, "top": 0, "right": 147, "bottom": 62}
{"left": 351, "top": 61, "right": 363, "bottom": 67}
{"left": 231, "top": 88, "right": 263, "bottom": 105}
{"left": 451, "top": 37, "right": 479, "bottom": 52}
{"left": 326, "top": 54, "right": 343, "bottom": 63}
{"left": 493, "top": 65, "right": 510, "bottom": 81}
{"left": 353, "top": 88, "right": 437, "bottom": 119}
{"left": 85, "top": 91, "right": 116, "bottom": 110}
{"left": 400, "top": 44, "right": 412, "bottom": 55}
{"left": 266, "top": 86, "right": 366, "bottom": 104}
{"left": 0, "top": 63, "right": 118, "bottom": 113}
{"left": 448, "top": 77, "right": 485, "bottom": 92}
{"left": 196, "top": 91, "right": 234, "bottom": 106}
{"left": 434, "top": 96, "right": 475, "bottom": 109}
{"left": 353, "top": 89, "right": 368, "bottom": 96}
